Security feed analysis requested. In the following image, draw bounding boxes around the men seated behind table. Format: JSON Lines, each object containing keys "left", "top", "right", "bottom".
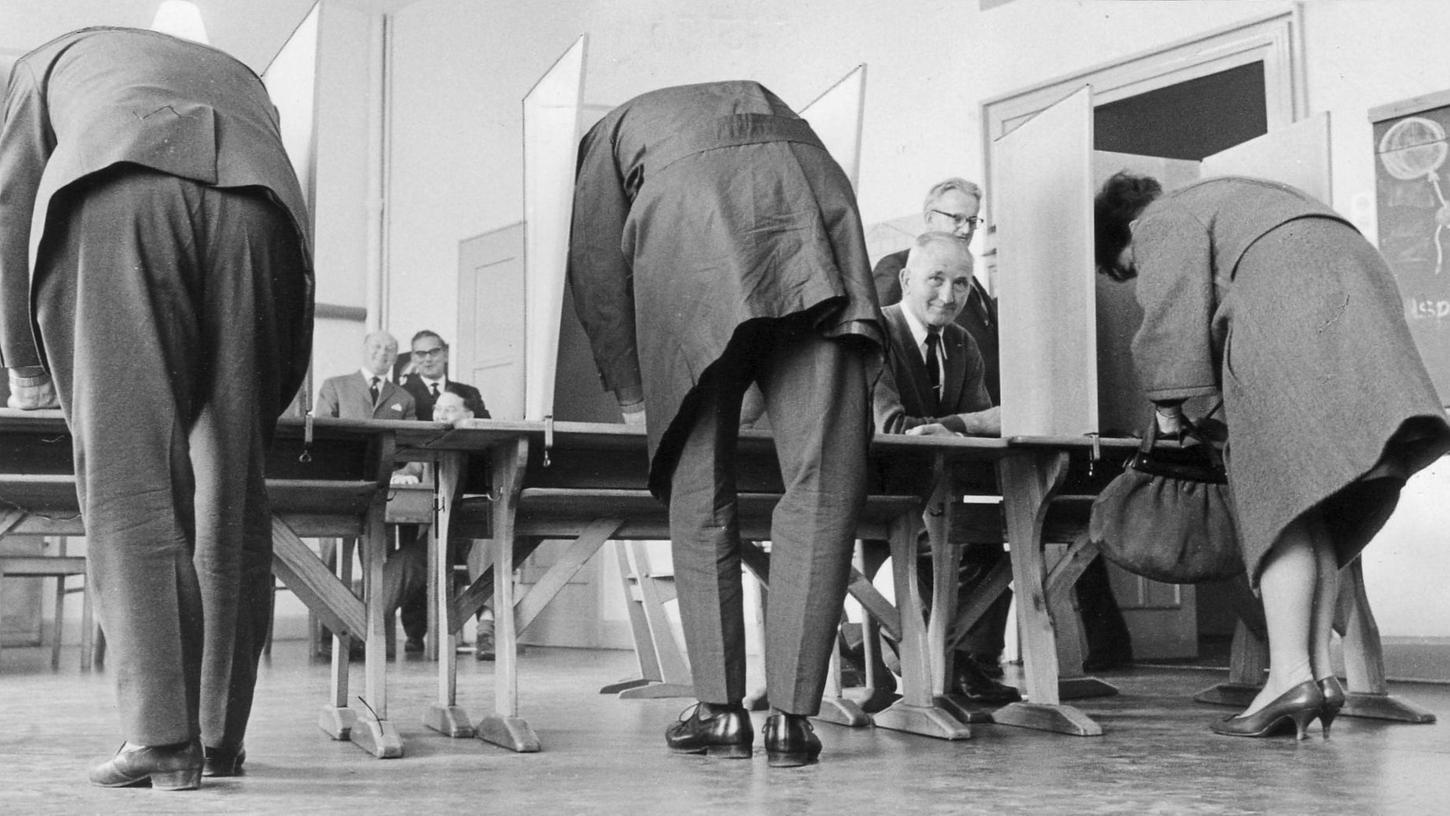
{"left": 869, "top": 231, "right": 1022, "bottom": 707}
{"left": 314, "top": 330, "right": 421, "bottom": 656}
{"left": 397, "top": 330, "right": 493, "bottom": 656}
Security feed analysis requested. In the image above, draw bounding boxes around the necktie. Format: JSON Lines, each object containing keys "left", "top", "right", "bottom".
{"left": 369, "top": 376, "right": 381, "bottom": 405}
{"left": 430, "top": 382, "right": 441, "bottom": 399}
{"left": 925, "top": 328, "right": 942, "bottom": 412}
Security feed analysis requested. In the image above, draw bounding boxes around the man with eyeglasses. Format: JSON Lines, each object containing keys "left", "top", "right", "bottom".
{"left": 401, "top": 330, "right": 488, "bottom": 421}
{"left": 396, "top": 329, "right": 490, "bottom": 655}
{"left": 854, "top": 178, "right": 1018, "bottom": 709}
{"left": 871, "top": 178, "right": 997, "bottom": 402}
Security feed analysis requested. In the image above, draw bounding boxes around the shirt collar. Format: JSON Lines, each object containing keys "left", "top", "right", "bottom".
{"left": 360, "top": 367, "right": 385, "bottom": 383}
{"left": 421, "top": 375, "right": 447, "bottom": 390}
{"left": 900, "top": 306, "right": 947, "bottom": 360}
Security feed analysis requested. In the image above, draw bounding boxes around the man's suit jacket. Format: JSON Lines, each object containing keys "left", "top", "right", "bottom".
{"left": 873, "top": 303, "right": 992, "bottom": 435}
{"left": 316, "top": 372, "right": 416, "bottom": 420}
{"left": 568, "top": 80, "right": 882, "bottom": 493}
{"left": 401, "top": 374, "right": 489, "bottom": 421}
{"left": 873, "top": 248, "right": 999, "bottom": 404}
{"left": 0, "top": 27, "right": 314, "bottom": 374}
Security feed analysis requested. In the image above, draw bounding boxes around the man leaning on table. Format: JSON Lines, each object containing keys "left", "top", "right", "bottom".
{"left": 1, "top": 27, "right": 313, "bottom": 789}
{"left": 567, "top": 80, "right": 882, "bottom": 768}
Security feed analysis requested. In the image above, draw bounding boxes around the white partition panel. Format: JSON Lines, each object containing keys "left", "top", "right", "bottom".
{"left": 1201, "top": 112, "right": 1332, "bottom": 202}
{"left": 523, "top": 35, "right": 587, "bottom": 420}
{"left": 799, "top": 65, "right": 867, "bottom": 189}
{"left": 993, "top": 85, "right": 1097, "bottom": 437}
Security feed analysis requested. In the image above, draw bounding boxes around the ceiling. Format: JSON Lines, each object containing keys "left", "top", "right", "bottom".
{"left": 1, "top": 0, "right": 323, "bottom": 73}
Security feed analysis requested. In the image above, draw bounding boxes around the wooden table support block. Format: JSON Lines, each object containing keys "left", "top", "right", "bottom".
{"left": 477, "top": 715, "right": 542, "bottom": 753}
{"left": 992, "top": 701, "right": 1102, "bottom": 736}
{"left": 872, "top": 702, "right": 972, "bottom": 740}
{"left": 815, "top": 698, "right": 872, "bottom": 728}
{"left": 318, "top": 705, "right": 356, "bottom": 740}
{"left": 350, "top": 715, "right": 405, "bottom": 758}
{"left": 1059, "top": 677, "right": 1119, "bottom": 700}
{"left": 424, "top": 704, "right": 477, "bottom": 738}
{"left": 934, "top": 693, "right": 996, "bottom": 725}
{"left": 617, "top": 682, "right": 695, "bottom": 700}
{"left": 600, "top": 677, "right": 654, "bottom": 695}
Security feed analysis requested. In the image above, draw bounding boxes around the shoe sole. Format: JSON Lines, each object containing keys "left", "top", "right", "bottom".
{"left": 668, "top": 744, "right": 753, "bottom": 759}
{"left": 766, "top": 752, "right": 818, "bottom": 768}
{"left": 93, "top": 769, "right": 201, "bottom": 790}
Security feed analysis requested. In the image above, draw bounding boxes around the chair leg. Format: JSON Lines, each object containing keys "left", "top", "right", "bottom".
{"left": 51, "top": 573, "right": 67, "bottom": 669}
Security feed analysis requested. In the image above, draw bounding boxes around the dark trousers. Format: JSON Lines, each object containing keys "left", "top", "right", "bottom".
{"left": 34, "top": 168, "right": 308, "bottom": 749}
{"left": 667, "top": 321, "right": 871, "bottom": 715}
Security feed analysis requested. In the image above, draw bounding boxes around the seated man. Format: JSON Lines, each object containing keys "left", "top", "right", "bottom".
{"left": 871, "top": 231, "right": 1020, "bottom": 706}
{"left": 378, "top": 390, "right": 475, "bottom": 655}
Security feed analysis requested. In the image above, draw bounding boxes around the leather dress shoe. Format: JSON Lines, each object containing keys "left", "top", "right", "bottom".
{"left": 968, "top": 653, "right": 1006, "bottom": 679}
{"left": 954, "top": 658, "right": 1022, "bottom": 705}
{"left": 404, "top": 636, "right": 425, "bottom": 654}
{"left": 90, "top": 740, "right": 203, "bottom": 790}
{"left": 763, "top": 713, "right": 821, "bottom": 767}
{"left": 665, "top": 702, "right": 753, "bottom": 759}
{"left": 203, "top": 745, "right": 247, "bottom": 777}
{"left": 1211, "top": 679, "right": 1324, "bottom": 739}
{"left": 475, "top": 627, "right": 496, "bottom": 661}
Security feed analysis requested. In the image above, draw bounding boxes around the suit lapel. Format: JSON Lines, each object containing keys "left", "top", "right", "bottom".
{"left": 941, "top": 330, "right": 968, "bottom": 413}
{"left": 885, "top": 306, "right": 937, "bottom": 415}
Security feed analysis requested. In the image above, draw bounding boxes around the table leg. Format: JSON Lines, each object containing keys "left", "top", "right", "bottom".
{"left": 991, "top": 451, "right": 1102, "bottom": 736}
{"left": 872, "top": 510, "right": 971, "bottom": 740}
{"left": 425, "top": 451, "right": 475, "bottom": 738}
{"left": 476, "top": 438, "right": 541, "bottom": 752}
{"left": 350, "top": 496, "right": 404, "bottom": 758}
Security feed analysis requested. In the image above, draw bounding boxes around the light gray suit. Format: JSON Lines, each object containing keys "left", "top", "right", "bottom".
{"left": 316, "top": 372, "right": 416, "bottom": 421}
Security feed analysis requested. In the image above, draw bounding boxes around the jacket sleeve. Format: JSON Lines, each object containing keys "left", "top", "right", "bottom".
{"left": 315, "top": 379, "right": 341, "bottom": 417}
{"left": 1130, "top": 205, "right": 1222, "bottom": 403}
{"left": 566, "top": 115, "right": 642, "bottom": 398}
{"left": 463, "top": 385, "right": 490, "bottom": 419}
{"left": 0, "top": 61, "right": 53, "bottom": 369}
{"left": 872, "top": 342, "right": 994, "bottom": 435}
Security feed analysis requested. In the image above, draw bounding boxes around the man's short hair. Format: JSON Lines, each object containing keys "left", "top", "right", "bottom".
{"left": 906, "top": 231, "right": 974, "bottom": 269}
{"left": 411, "top": 329, "right": 446, "bottom": 348}
{"left": 922, "top": 177, "right": 982, "bottom": 215}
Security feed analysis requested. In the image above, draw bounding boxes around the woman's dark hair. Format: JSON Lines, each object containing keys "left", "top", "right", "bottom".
{"left": 1094, "top": 171, "right": 1162, "bottom": 281}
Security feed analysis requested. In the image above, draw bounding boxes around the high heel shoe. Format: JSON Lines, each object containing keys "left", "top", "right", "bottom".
{"left": 1210, "top": 680, "right": 1324, "bottom": 739}
{"left": 1317, "top": 676, "right": 1347, "bottom": 738}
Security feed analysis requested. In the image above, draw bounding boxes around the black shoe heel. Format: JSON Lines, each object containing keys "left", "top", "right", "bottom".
{"left": 1317, "top": 677, "right": 1346, "bottom": 739}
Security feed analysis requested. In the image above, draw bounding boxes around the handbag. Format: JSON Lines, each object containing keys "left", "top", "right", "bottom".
{"left": 1088, "top": 408, "right": 1244, "bottom": 584}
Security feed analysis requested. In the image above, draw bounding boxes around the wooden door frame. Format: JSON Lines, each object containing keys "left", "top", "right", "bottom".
{"left": 979, "top": 6, "right": 1305, "bottom": 222}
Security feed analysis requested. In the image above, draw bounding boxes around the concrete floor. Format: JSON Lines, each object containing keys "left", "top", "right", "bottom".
{"left": 3, "top": 639, "right": 1448, "bottom": 815}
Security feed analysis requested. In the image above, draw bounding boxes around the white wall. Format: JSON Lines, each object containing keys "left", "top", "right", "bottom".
{"left": 344, "top": 0, "right": 1450, "bottom": 639}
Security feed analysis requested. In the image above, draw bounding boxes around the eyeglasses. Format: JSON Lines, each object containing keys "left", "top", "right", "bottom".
{"left": 412, "top": 346, "right": 447, "bottom": 358}
{"left": 930, "top": 209, "right": 984, "bottom": 229}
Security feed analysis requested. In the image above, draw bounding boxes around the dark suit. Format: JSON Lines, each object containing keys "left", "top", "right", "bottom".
{"left": 872, "top": 304, "right": 1009, "bottom": 663}
{"left": 401, "top": 374, "right": 489, "bottom": 421}
{"left": 568, "top": 81, "right": 881, "bottom": 714}
{"left": 0, "top": 28, "right": 313, "bottom": 751}
{"left": 316, "top": 371, "right": 416, "bottom": 420}
{"left": 394, "top": 375, "right": 488, "bottom": 639}
{"left": 873, "top": 248, "right": 999, "bottom": 404}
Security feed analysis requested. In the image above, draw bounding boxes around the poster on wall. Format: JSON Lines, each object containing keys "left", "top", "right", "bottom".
{"left": 1372, "top": 91, "right": 1450, "bottom": 402}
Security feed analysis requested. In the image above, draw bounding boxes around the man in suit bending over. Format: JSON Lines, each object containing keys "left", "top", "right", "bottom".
{"left": 569, "top": 81, "right": 882, "bottom": 767}
{"left": 872, "top": 232, "right": 1022, "bottom": 706}
{"left": 315, "top": 331, "right": 417, "bottom": 421}
{"left": 1, "top": 27, "right": 313, "bottom": 788}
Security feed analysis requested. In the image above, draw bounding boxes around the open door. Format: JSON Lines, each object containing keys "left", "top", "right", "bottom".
{"left": 1201, "top": 112, "right": 1332, "bottom": 201}
{"left": 522, "top": 35, "right": 587, "bottom": 420}
{"left": 993, "top": 85, "right": 1098, "bottom": 438}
